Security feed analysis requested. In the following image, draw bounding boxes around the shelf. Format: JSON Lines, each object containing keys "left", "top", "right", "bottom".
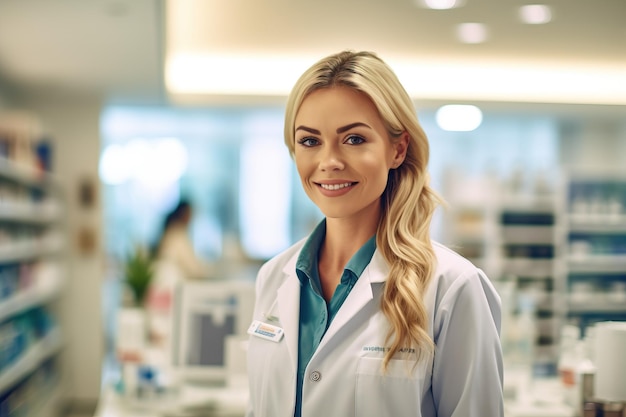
{"left": 0, "top": 116, "right": 66, "bottom": 413}
{"left": 499, "top": 194, "right": 557, "bottom": 212}
{"left": 0, "top": 157, "right": 57, "bottom": 188}
{"left": 568, "top": 296, "right": 626, "bottom": 313}
{"left": 0, "top": 270, "right": 64, "bottom": 322}
{"left": 501, "top": 258, "right": 554, "bottom": 277}
{"left": 501, "top": 225, "right": 555, "bottom": 244}
{"left": 0, "top": 204, "right": 60, "bottom": 224}
{"left": 568, "top": 215, "right": 626, "bottom": 233}
{"left": 0, "top": 236, "right": 65, "bottom": 263}
{"left": 567, "top": 255, "right": 626, "bottom": 273}
{"left": 0, "top": 329, "right": 62, "bottom": 394}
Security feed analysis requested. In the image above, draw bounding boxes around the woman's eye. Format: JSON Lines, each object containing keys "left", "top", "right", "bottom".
{"left": 345, "top": 135, "right": 365, "bottom": 145}
{"left": 297, "top": 137, "right": 319, "bottom": 147}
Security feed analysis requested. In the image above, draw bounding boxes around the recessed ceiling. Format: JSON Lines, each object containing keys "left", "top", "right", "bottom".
{"left": 0, "top": 0, "right": 625, "bottom": 105}
{"left": 0, "top": 0, "right": 163, "bottom": 102}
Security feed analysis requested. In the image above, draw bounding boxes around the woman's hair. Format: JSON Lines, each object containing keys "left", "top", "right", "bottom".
{"left": 284, "top": 50, "right": 442, "bottom": 368}
{"left": 151, "top": 199, "right": 192, "bottom": 258}
{"left": 164, "top": 200, "right": 191, "bottom": 229}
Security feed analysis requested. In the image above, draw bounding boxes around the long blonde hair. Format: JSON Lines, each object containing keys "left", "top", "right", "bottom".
{"left": 284, "top": 50, "right": 442, "bottom": 368}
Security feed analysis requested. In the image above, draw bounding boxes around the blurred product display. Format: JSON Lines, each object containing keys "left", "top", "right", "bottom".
{"left": 565, "top": 174, "right": 626, "bottom": 330}
{"left": 0, "top": 114, "right": 66, "bottom": 417}
{"left": 444, "top": 167, "right": 626, "bottom": 417}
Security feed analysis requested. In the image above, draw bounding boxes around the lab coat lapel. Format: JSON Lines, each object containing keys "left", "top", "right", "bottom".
{"left": 277, "top": 255, "right": 301, "bottom": 372}
{"left": 317, "top": 250, "right": 389, "bottom": 348}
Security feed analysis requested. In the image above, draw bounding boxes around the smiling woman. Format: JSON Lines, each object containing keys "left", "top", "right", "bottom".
{"left": 245, "top": 50, "right": 504, "bottom": 417}
{"left": 292, "top": 86, "right": 407, "bottom": 228}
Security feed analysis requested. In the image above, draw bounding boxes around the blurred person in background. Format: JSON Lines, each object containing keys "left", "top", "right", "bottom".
{"left": 146, "top": 199, "right": 215, "bottom": 346}
{"left": 245, "top": 50, "right": 504, "bottom": 417}
{"left": 154, "top": 199, "right": 214, "bottom": 280}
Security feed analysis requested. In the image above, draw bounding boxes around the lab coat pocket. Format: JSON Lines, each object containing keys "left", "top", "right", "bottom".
{"left": 355, "top": 357, "right": 423, "bottom": 417}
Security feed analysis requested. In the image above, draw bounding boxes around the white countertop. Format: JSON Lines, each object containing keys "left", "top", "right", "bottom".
{"left": 94, "top": 383, "right": 248, "bottom": 417}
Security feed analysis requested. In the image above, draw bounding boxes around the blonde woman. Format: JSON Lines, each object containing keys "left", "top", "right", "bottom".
{"left": 246, "top": 50, "right": 503, "bottom": 417}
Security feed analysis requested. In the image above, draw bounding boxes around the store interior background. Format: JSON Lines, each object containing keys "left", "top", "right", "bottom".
{"left": 0, "top": 0, "right": 625, "bottom": 416}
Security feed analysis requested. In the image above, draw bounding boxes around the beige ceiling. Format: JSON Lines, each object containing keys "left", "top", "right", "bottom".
{"left": 0, "top": 0, "right": 625, "bottom": 105}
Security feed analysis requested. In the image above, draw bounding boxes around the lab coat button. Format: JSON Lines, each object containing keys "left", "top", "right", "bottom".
{"left": 309, "top": 371, "right": 321, "bottom": 382}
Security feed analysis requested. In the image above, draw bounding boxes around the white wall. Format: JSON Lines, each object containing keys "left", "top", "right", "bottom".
{"left": 15, "top": 89, "right": 105, "bottom": 406}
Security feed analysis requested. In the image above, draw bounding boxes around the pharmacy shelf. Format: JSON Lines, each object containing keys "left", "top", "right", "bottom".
{"left": 0, "top": 329, "right": 62, "bottom": 394}
{"left": 567, "top": 255, "right": 626, "bottom": 273}
{"left": 568, "top": 302, "right": 626, "bottom": 314}
{"left": 564, "top": 172, "right": 626, "bottom": 334}
{"left": 499, "top": 194, "right": 556, "bottom": 212}
{"left": 0, "top": 204, "right": 60, "bottom": 224}
{"left": 0, "top": 116, "right": 66, "bottom": 416}
{"left": 501, "top": 225, "right": 555, "bottom": 245}
{"left": 0, "top": 237, "right": 65, "bottom": 263}
{"left": 568, "top": 294, "right": 626, "bottom": 313}
{"left": 0, "top": 156, "right": 58, "bottom": 187}
{"left": 0, "top": 272, "right": 64, "bottom": 322}
{"left": 568, "top": 216, "right": 626, "bottom": 233}
{"left": 501, "top": 259, "right": 555, "bottom": 278}
{"left": 441, "top": 173, "right": 565, "bottom": 374}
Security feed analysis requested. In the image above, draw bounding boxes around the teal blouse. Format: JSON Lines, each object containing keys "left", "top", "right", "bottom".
{"left": 294, "top": 219, "right": 376, "bottom": 417}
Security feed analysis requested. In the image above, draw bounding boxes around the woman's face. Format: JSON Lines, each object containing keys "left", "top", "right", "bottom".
{"left": 293, "top": 86, "right": 407, "bottom": 223}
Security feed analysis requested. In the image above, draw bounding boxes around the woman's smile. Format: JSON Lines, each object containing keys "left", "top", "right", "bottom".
{"left": 319, "top": 182, "right": 353, "bottom": 190}
{"left": 315, "top": 181, "right": 358, "bottom": 197}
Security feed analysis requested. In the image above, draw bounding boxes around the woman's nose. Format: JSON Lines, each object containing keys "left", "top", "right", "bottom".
{"left": 318, "top": 145, "right": 345, "bottom": 171}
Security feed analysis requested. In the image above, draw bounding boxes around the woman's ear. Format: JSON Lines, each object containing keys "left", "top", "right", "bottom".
{"left": 391, "top": 132, "right": 409, "bottom": 168}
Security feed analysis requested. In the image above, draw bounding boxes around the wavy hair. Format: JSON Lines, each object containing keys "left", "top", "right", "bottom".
{"left": 284, "top": 50, "right": 442, "bottom": 369}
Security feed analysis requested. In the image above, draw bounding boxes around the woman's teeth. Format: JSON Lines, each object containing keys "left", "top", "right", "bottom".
{"left": 320, "top": 182, "right": 352, "bottom": 190}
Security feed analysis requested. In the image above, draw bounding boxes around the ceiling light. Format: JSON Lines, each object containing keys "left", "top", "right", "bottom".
{"left": 456, "top": 23, "right": 489, "bottom": 44}
{"left": 519, "top": 5, "right": 552, "bottom": 24}
{"left": 436, "top": 105, "right": 483, "bottom": 131}
{"left": 166, "top": 53, "right": 311, "bottom": 96}
{"left": 166, "top": 53, "right": 626, "bottom": 106}
{"left": 417, "top": 0, "right": 465, "bottom": 9}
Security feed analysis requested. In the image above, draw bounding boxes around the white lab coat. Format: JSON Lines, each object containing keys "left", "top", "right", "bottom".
{"left": 246, "top": 239, "right": 504, "bottom": 417}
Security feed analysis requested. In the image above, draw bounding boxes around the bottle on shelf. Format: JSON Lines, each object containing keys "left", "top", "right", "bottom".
{"left": 558, "top": 324, "right": 580, "bottom": 404}
{"left": 510, "top": 293, "right": 537, "bottom": 405}
{"left": 558, "top": 324, "right": 598, "bottom": 417}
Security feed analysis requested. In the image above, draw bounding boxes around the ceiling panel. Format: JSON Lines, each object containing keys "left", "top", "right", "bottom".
{"left": 0, "top": 0, "right": 625, "bottom": 105}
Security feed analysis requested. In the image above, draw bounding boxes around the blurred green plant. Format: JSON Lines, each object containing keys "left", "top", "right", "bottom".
{"left": 124, "top": 248, "right": 154, "bottom": 306}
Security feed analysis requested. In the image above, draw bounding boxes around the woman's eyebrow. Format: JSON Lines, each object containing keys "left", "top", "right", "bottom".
{"left": 295, "top": 122, "right": 371, "bottom": 135}
{"left": 295, "top": 125, "right": 320, "bottom": 134}
{"left": 336, "top": 122, "right": 370, "bottom": 133}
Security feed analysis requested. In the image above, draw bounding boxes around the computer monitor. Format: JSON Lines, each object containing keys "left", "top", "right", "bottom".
{"left": 170, "top": 279, "right": 255, "bottom": 386}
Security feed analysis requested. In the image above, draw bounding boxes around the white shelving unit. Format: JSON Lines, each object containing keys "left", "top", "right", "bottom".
{"left": 0, "top": 329, "right": 63, "bottom": 393}
{"left": 440, "top": 169, "right": 565, "bottom": 375}
{"left": 0, "top": 269, "right": 63, "bottom": 322}
{"left": 442, "top": 168, "right": 626, "bottom": 383}
{"left": 0, "top": 155, "right": 66, "bottom": 417}
{"left": 495, "top": 192, "right": 564, "bottom": 375}
{"left": 563, "top": 171, "right": 626, "bottom": 333}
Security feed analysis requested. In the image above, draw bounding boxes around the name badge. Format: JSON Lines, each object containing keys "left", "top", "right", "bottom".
{"left": 248, "top": 320, "right": 284, "bottom": 342}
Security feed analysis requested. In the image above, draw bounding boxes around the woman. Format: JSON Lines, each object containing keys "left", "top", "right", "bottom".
{"left": 155, "top": 199, "right": 213, "bottom": 280}
{"left": 246, "top": 51, "right": 503, "bottom": 417}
